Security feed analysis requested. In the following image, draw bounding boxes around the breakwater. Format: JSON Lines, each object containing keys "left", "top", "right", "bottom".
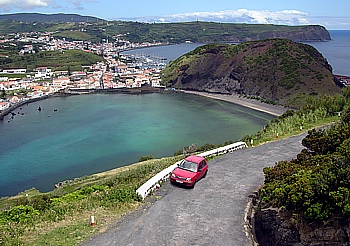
{"left": 0, "top": 95, "right": 51, "bottom": 121}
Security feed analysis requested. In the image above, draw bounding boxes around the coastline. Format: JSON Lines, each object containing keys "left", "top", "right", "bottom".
{"left": 0, "top": 88, "right": 287, "bottom": 122}
{"left": 0, "top": 95, "right": 52, "bottom": 121}
{"left": 184, "top": 91, "right": 288, "bottom": 117}
{"left": 0, "top": 88, "right": 163, "bottom": 121}
{"left": 0, "top": 89, "right": 283, "bottom": 198}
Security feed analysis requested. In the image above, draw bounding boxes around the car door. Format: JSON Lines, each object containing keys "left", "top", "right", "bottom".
{"left": 198, "top": 160, "right": 206, "bottom": 179}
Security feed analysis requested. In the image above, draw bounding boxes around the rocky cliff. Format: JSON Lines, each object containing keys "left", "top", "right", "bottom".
{"left": 162, "top": 38, "right": 341, "bottom": 108}
{"left": 252, "top": 201, "right": 350, "bottom": 245}
{"left": 217, "top": 25, "right": 331, "bottom": 43}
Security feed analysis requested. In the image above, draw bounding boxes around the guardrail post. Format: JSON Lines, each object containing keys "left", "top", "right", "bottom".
{"left": 91, "top": 215, "right": 95, "bottom": 226}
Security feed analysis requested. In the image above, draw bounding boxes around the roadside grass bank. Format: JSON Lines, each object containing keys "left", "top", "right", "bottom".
{"left": 0, "top": 156, "right": 184, "bottom": 245}
{"left": 241, "top": 90, "right": 350, "bottom": 146}
{"left": 242, "top": 110, "right": 341, "bottom": 147}
{"left": 1, "top": 89, "right": 349, "bottom": 245}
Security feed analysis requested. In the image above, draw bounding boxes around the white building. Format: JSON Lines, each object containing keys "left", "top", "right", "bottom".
{"left": 1, "top": 68, "right": 27, "bottom": 74}
{"left": 0, "top": 101, "right": 10, "bottom": 111}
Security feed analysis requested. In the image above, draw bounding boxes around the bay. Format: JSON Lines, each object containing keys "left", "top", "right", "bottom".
{"left": 0, "top": 93, "right": 273, "bottom": 197}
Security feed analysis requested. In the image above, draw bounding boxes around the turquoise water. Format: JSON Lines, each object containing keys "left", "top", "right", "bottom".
{"left": 0, "top": 93, "right": 273, "bottom": 197}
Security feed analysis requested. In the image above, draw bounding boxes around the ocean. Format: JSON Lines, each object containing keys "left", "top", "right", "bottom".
{"left": 306, "top": 30, "right": 350, "bottom": 76}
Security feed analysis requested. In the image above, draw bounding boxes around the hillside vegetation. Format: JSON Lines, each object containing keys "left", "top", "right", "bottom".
{"left": 262, "top": 108, "right": 350, "bottom": 222}
{"left": 0, "top": 13, "right": 103, "bottom": 23}
{"left": 0, "top": 47, "right": 104, "bottom": 71}
{"left": 251, "top": 89, "right": 350, "bottom": 245}
{"left": 0, "top": 13, "right": 330, "bottom": 44}
{"left": 162, "top": 39, "right": 341, "bottom": 108}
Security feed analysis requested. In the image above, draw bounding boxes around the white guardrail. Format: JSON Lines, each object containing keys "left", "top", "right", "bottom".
{"left": 136, "top": 141, "right": 248, "bottom": 199}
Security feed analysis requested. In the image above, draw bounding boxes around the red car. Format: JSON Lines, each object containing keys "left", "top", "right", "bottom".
{"left": 170, "top": 155, "right": 208, "bottom": 188}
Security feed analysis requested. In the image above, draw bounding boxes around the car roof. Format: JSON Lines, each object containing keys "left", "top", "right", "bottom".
{"left": 184, "top": 155, "right": 206, "bottom": 164}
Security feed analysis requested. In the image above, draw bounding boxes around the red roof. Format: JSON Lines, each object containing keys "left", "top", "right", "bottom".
{"left": 185, "top": 155, "right": 206, "bottom": 164}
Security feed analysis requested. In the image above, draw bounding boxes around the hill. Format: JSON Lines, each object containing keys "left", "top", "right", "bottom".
{"left": 0, "top": 13, "right": 104, "bottom": 23}
{"left": 162, "top": 39, "right": 341, "bottom": 108}
{"left": 101, "top": 22, "right": 331, "bottom": 43}
{"left": 0, "top": 48, "right": 104, "bottom": 72}
{"left": 0, "top": 13, "right": 331, "bottom": 43}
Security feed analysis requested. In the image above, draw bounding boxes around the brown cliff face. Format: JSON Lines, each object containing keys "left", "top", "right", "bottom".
{"left": 162, "top": 38, "right": 340, "bottom": 108}
{"left": 254, "top": 206, "right": 350, "bottom": 246}
{"left": 238, "top": 25, "right": 331, "bottom": 42}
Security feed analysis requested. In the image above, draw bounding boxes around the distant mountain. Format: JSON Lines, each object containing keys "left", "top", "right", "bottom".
{"left": 104, "top": 22, "right": 331, "bottom": 43}
{"left": 0, "top": 13, "right": 104, "bottom": 23}
{"left": 0, "top": 13, "right": 331, "bottom": 44}
{"left": 162, "top": 39, "right": 341, "bottom": 108}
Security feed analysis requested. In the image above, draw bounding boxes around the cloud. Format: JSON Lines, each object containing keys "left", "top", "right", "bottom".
{"left": 67, "top": 0, "right": 97, "bottom": 11}
{"left": 69, "top": 0, "right": 97, "bottom": 6}
{"left": 308, "top": 16, "right": 350, "bottom": 30}
{"left": 0, "top": 0, "right": 53, "bottom": 10}
{"left": 0, "top": 0, "right": 97, "bottom": 11}
{"left": 118, "top": 9, "right": 350, "bottom": 30}
{"left": 124, "top": 9, "right": 311, "bottom": 26}
{"left": 52, "top": 4, "right": 62, "bottom": 9}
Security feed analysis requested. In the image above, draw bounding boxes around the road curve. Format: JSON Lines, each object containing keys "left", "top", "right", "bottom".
{"left": 82, "top": 133, "right": 307, "bottom": 246}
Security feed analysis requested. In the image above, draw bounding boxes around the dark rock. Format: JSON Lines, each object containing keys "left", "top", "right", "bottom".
{"left": 251, "top": 195, "right": 350, "bottom": 245}
{"left": 254, "top": 207, "right": 301, "bottom": 245}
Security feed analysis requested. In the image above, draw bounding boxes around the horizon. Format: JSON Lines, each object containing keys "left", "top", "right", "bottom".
{"left": 0, "top": 1, "right": 349, "bottom": 30}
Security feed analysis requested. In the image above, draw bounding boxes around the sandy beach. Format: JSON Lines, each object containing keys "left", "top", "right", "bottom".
{"left": 185, "top": 91, "right": 288, "bottom": 116}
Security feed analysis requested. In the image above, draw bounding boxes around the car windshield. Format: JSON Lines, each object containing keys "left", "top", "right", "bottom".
{"left": 178, "top": 160, "right": 198, "bottom": 172}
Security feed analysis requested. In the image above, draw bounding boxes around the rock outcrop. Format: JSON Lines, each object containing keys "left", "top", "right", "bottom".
{"left": 248, "top": 193, "right": 350, "bottom": 246}
{"left": 234, "top": 25, "right": 331, "bottom": 42}
{"left": 162, "top": 38, "right": 341, "bottom": 108}
{"left": 254, "top": 207, "right": 350, "bottom": 245}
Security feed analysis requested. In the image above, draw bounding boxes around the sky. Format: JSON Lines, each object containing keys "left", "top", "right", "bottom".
{"left": 0, "top": 0, "right": 349, "bottom": 30}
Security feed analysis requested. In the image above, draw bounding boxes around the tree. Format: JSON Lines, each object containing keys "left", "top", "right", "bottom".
{"left": 0, "top": 88, "right": 6, "bottom": 98}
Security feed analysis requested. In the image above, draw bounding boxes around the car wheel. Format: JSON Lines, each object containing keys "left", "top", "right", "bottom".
{"left": 203, "top": 170, "right": 208, "bottom": 178}
{"left": 191, "top": 180, "right": 196, "bottom": 189}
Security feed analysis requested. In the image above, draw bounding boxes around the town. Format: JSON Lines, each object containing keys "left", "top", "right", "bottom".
{"left": 0, "top": 27, "right": 169, "bottom": 115}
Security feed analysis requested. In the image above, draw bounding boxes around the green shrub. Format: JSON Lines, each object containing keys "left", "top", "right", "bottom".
{"left": 260, "top": 107, "right": 350, "bottom": 222}
{"left": 139, "top": 155, "right": 155, "bottom": 162}
{"left": 0, "top": 205, "right": 39, "bottom": 224}
{"left": 50, "top": 192, "right": 87, "bottom": 206}
{"left": 107, "top": 186, "right": 141, "bottom": 203}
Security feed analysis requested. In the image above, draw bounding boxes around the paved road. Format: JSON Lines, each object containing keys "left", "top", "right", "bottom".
{"left": 82, "top": 133, "right": 307, "bottom": 246}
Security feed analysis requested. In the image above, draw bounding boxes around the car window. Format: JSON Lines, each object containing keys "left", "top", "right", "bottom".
{"left": 179, "top": 160, "right": 198, "bottom": 172}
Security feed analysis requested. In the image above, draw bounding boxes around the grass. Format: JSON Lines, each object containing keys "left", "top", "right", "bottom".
{"left": 243, "top": 111, "right": 340, "bottom": 147}
{"left": 256, "top": 116, "right": 338, "bottom": 145}
{"left": 0, "top": 48, "right": 104, "bottom": 72}
{"left": 0, "top": 156, "right": 183, "bottom": 245}
{"left": 24, "top": 204, "right": 136, "bottom": 245}
{"left": 53, "top": 31, "right": 96, "bottom": 42}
